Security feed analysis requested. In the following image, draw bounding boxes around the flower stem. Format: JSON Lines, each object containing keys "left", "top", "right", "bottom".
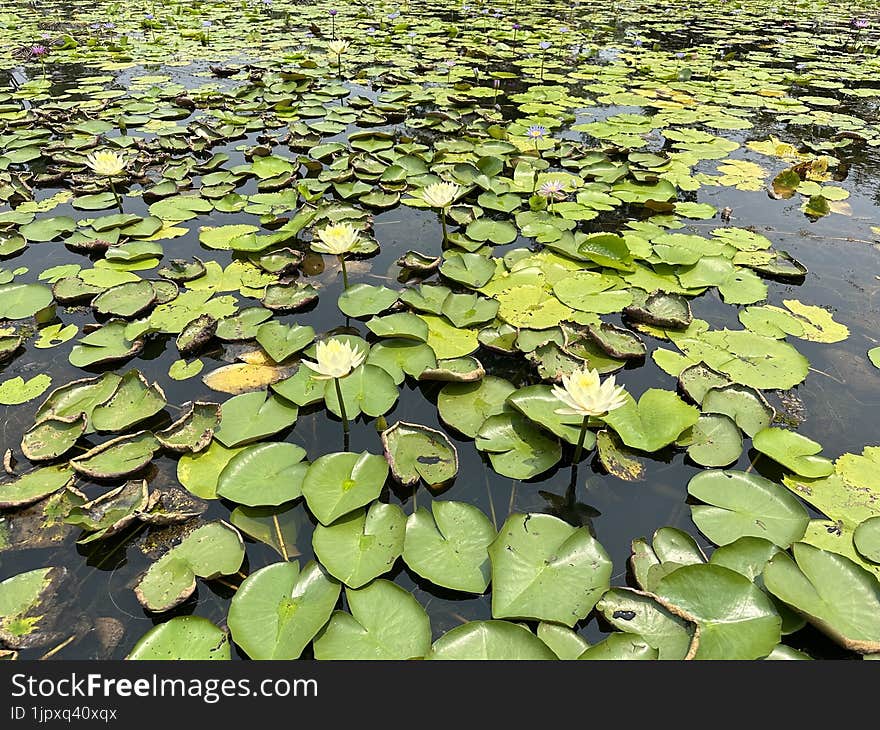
{"left": 573, "top": 415, "right": 589, "bottom": 465}
{"left": 440, "top": 210, "right": 448, "bottom": 245}
{"left": 109, "top": 178, "right": 123, "bottom": 213}
{"left": 339, "top": 254, "right": 349, "bottom": 289}
{"left": 334, "top": 376, "right": 349, "bottom": 434}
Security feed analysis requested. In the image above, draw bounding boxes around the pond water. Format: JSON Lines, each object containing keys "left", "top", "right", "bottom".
{"left": 1, "top": 0, "right": 879, "bottom": 660}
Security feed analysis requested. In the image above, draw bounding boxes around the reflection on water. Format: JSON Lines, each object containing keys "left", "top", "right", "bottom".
{"left": 1, "top": 0, "right": 879, "bottom": 659}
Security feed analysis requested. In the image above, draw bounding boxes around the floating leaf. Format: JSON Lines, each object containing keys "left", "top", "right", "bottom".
{"left": 381, "top": 421, "right": 458, "bottom": 488}
{"left": 302, "top": 451, "right": 389, "bottom": 525}
{"left": 0, "top": 374, "right": 52, "bottom": 405}
{"left": 489, "top": 513, "right": 611, "bottom": 626}
{"left": 428, "top": 621, "right": 555, "bottom": 660}
{"left": 214, "top": 391, "right": 298, "bottom": 447}
{"left": 70, "top": 431, "right": 159, "bottom": 480}
{"left": 475, "top": 413, "right": 562, "bottom": 479}
{"left": 602, "top": 389, "right": 699, "bottom": 453}
{"left": 753, "top": 428, "right": 834, "bottom": 478}
{"left": 216, "top": 442, "right": 308, "bottom": 506}
{"left": 128, "top": 616, "right": 230, "bottom": 660}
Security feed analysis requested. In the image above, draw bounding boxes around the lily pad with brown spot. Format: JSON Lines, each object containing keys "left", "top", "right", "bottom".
{"left": 21, "top": 413, "right": 87, "bottom": 461}
{"left": 596, "top": 429, "right": 646, "bottom": 481}
{"left": 65, "top": 480, "right": 156, "bottom": 543}
{"left": 155, "top": 402, "right": 220, "bottom": 454}
{"left": 381, "top": 422, "right": 459, "bottom": 489}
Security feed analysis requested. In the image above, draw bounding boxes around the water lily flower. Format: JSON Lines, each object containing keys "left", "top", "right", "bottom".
{"left": 526, "top": 124, "right": 546, "bottom": 139}
{"left": 539, "top": 40, "right": 552, "bottom": 50}
{"left": 538, "top": 179, "right": 567, "bottom": 201}
{"left": 302, "top": 338, "right": 366, "bottom": 380}
{"left": 302, "top": 338, "right": 366, "bottom": 434}
{"left": 422, "top": 181, "right": 460, "bottom": 209}
{"left": 852, "top": 17, "right": 869, "bottom": 30}
{"left": 85, "top": 150, "right": 125, "bottom": 177}
{"left": 30, "top": 44, "right": 48, "bottom": 58}
{"left": 313, "top": 222, "right": 360, "bottom": 255}
{"left": 328, "top": 39, "right": 350, "bottom": 74}
{"left": 313, "top": 222, "right": 360, "bottom": 288}
{"left": 553, "top": 367, "right": 628, "bottom": 462}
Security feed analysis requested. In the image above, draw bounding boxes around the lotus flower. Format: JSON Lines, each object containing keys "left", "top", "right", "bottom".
{"left": 85, "top": 150, "right": 125, "bottom": 177}
{"left": 313, "top": 223, "right": 360, "bottom": 255}
{"left": 553, "top": 367, "right": 628, "bottom": 418}
{"left": 421, "top": 181, "right": 460, "bottom": 209}
{"left": 302, "top": 339, "right": 366, "bottom": 380}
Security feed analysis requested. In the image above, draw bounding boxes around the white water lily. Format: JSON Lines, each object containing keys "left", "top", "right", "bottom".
{"left": 552, "top": 367, "right": 628, "bottom": 417}
{"left": 302, "top": 339, "right": 366, "bottom": 380}
{"left": 85, "top": 150, "right": 125, "bottom": 177}
{"left": 422, "top": 181, "right": 460, "bottom": 209}
{"left": 312, "top": 222, "right": 360, "bottom": 255}
{"left": 327, "top": 39, "right": 350, "bottom": 55}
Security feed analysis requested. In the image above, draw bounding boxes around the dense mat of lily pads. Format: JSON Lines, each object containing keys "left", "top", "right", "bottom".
{"left": 1, "top": 0, "right": 880, "bottom": 660}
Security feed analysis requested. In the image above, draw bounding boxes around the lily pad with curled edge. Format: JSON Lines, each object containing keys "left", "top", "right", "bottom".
{"left": 0, "top": 283, "right": 53, "bottom": 320}
{"left": 506, "top": 385, "right": 588, "bottom": 447}
{"left": 337, "top": 283, "right": 398, "bottom": 318}
{"left": 739, "top": 250, "right": 807, "bottom": 280}
{"left": 854, "top": 517, "right": 880, "bottom": 564}
{"left": 701, "top": 384, "right": 774, "bottom": 437}
{"left": 35, "top": 372, "right": 121, "bottom": 427}
{"left": 155, "top": 402, "right": 220, "bottom": 454}
{"left": 688, "top": 470, "right": 809, "bottom": 548}
{"left": 52, "top": 276, "right": 102, "bottom": 304}
{"left": 381, "top": 422, "right": 458, "bottom": 489}
{"left": 312, "top": 503, "right": 406, "bottom": 589}
{"left": 261, "top": 282, "right": 319, "bottom": 312}
{"left": 684, "top": 414, "right": 743, "bottom": 467}
{"left": 438, "top": 376, "right": 515, "bottom": 438}
{"left": 653, "top": 563, "right": 782, "bottom": 660}
{"left": 21, "top": 413, "right": 87, "bottom": 461}
{"left": 418, "top": 356, "right": 484, "bottom": 382}
{"left": 753, "top": 428, "right": 834, "bottom": 479}
{"left": 440, "top": 251, "right": 495, "bottom": 288}
{"left": 134, "top": 521, "right": 245, "bottom": 613}
{"left": 403, "top": 500, "right": 495, "bottom": 594}
{"left": 537, "top": 622, "right": 591, "bottom": 660}
{"left": 19, "top": 215, "right": 76, "bottom": 242}
{"left": 764, "top": 543, "right": 880, "bottom": 654}
{"left": 65, "top": 480, "right": 154, "bottom": 543}
{"left": 602, "top": 389, "right": 699, "bottom": 453}
{"left": 366, "top": 312, "right": 428, "bottom": 341}
{"left": 302, "top": 451, "right": 389, "bottom": 526}
{"left": 586, "top": 322, "right": 646, "bottom": 360}
{"left": 176, "top": 315, "right": 217, "bottom": 356}
{"left": 476, "top": 413, "right": 562, "bottom": 480}
{"left": 560, "top": 324, "right": 628, "bottom": 374}
{"left": 0, "top": 465, "right": 74, "bottom": 509}
{"left": 396, "top": 250, "right": 441, "bottom": 273}
{"left": 324, "top": 364, "right": 399, "bottom": 420}
{"left": 489, "top": 513, "right": 612, "bottom": 626}
{"left": 497, "top": 284, "right": 573, "bottom": 330}
{"left": 89, "top": 370, "right": 166, "bottom": 433}
{"left": 256, "top": 322, "right": 315, "bottom": 362}
{"left": 428, "top": 620, "right": 556, "bottom": 660}
{"left": 91, "top": 280, "right": 156, "bottom": 318}
{"left": 678, "top": 362, "right": 735, "bottom": 404}
{"left": 578, "top": 634, "right": 658, "bottom": 660}
{"left": 228, "top": 561, "right": 340, "bottom": 660}
{"left": 70, "top": 431, "right": 159, "bottom": 480}
{"left": 229, "top": 503, "right": 303, "bottom": 561}
{"left": 478, "top": 322, "right": 518, "bottom": 353}
{"left": 127, "top": 616, "right": 231, "bottom": 660}
{"left": 367, "top": 340, "right": 437, "bottom": 385}
{"left": 418, "top": 314, "right": 479, "bottom": 359}
{"left": 0, "top": 335, "right": 22, "bottom": 361}
{"left": 214, "top": 391, "right": 298, "bottom": 448}
{"left": 158, "top": 258, "right": 206, "bottom": 282}
{"left": 216, "top": 442, "right": 308, "bottom": 507}
{"left": 253, "top": 248, "right": 303, "bottom": 276}
{"left": 0, "top": 232, "right": 26, "bottom": 258}
{"left": 596, "top": 429, "right": 646, "bottom": 481}
{"left": 624, "top": 289, "right": 692, "bottom": 329}
{"left": 314, "top": 579, "right": 432, "bottom": 660}
{"left": 0, "top": 567, "right": 67, "bottom": 649}
{"left": 596, "top": 588, "right": 694, "bottom": 660}
{"left": 68, "top": 320, "right": 144, "bottom": 368}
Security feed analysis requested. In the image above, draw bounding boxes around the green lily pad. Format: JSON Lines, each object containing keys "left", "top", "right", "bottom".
{"left": 507, "top": 384, "right": 590, "bottom": 447}
{"left": 489, "top": 513, "right": 612, "bottom": 626}
{"left": 256, "top": 322, "right": 315, "bottom": 362}
{"left": 753, "top": 428, "right": 834, "bottom": 478}
{"left": 0, "top": 374, "right": 52, "bottom": 405}
{"left": 127, "top": 616, "right": 230, "bottom": 660}
{"left": 0, "top": 283, "right": 53, "bottom": 320}
{"left": 134, "top": 521, "right": 244, "bottom": 612}
{"left": 216, "top": 442, "right": 308, "bottom": 507}
{"left": 688, "top": 470, "right": 809, "bottom": 548}
{"left": 685, "top": 413, "right": 743, "bottom": 467}
{"left": 764, "top": 543, "right": 880, "bottom": 654}
{"left": 21, "top": 414, "right": 86, "bottom": 462}
{"left": 602, "top": 389, "right": 699, "bottom": 453}
{"left": 91, "top": 280, "right": 156, "bottom": 318}
{"left": 440, "top": 251, "right": 496, "bottom": 288}
{"left": 312, "top": 502, "right": 406, "bottom": 589}
{"left": 475, "top": 413, "right": 562, "bottom": 479}
{"left": 155, "top": 402, "right": 220, "bottom": 453}
{"left": 214, "top": 391, "right": 298, "bottom": 447}
{"left": 324, "top": 364, "right": 399, "bottom": 419}
{"left": 854, "top": 517, "right": 880, "bottom": 564}
{"left": 337, "top": 283, "right": 398, "bottom": 318}
{"left": 438, "top": 376, "right": 514, "bottom": 438}
{"left": 0, "top": 567, "right": 67, "bottom": 649}
{"left": 228, "top": 561, "right": 340, "bottom": 660}
{"left": 90, "top": 370, "right": 166, "bottom": 432}
{"left": 428, "top": 621, "right": 556, "bottom": 660}
{"left": 701, "top": 384, "right": 774, "bottom": 437}
{"left": 0, "top": 465, "right": 74, "bottom": 509}
{"left": 70, "top": 431, "right": 159, "bottom": 479}
{"left": 403, "top": 500, "right": 496, "bottom": 593}
{"left": 314, "top": 580, "right": 432, "bottom": 660}
{"left": 596, "top": 588, "right": 694, "bottom": 660}
{"left": 302, "top": 451, "right": 389, "bottom": 525}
